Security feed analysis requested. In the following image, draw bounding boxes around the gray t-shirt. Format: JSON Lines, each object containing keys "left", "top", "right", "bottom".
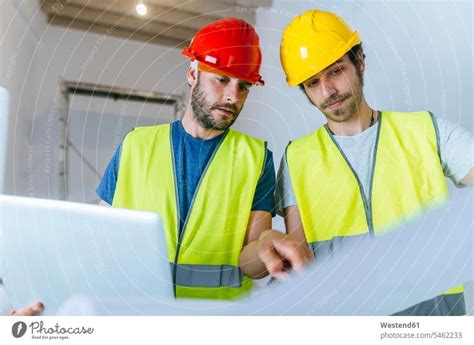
{"left": 275, "top": 115, "right": 473, "bottom": 216}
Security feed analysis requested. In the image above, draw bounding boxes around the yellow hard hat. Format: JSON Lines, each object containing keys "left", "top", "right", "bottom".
{"left": 280, "top": 10, "right": 361, "bottom": 86}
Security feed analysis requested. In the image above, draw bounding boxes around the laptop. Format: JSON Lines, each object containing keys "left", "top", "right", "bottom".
{"left": 0, "top": 195, "right": 173, "bottom": 315}
{"left": 0, "top": 87, "right": 9, "bottom": 193}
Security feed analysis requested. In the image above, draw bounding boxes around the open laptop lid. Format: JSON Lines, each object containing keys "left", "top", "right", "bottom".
{"left": 0, "top": 195, "right": 173, "bottom": 315}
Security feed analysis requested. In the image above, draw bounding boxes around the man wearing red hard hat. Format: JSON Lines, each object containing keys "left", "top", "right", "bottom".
{"left": 94, "top": 18, "right": 311, "bottom": 300}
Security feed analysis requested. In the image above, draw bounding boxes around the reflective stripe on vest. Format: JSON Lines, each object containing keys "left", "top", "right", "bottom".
{"left": 287, "top": 111, "right": 463, "bottom": 308}
{"left": 113, "top": 124, "right": 266, "bottom": 300}
{"left": 171, "top": 264, "right": 243, "bottom": 287}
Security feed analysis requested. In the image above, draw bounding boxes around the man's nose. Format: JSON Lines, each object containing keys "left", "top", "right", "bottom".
{"left": 320, "top": 79, "right": 337, "bottom": 99}
{"left": 224, "top": 83, "right": 241, "bottom": 103}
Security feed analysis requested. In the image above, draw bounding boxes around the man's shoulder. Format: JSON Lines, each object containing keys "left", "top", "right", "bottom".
{"left": 125, "top": 124, "right": 171, "bottom": 142}
{"left": 382, "top": 111, "right": 440, "bottom": 139}
{"left": 287, "top": 127, "right": 325, "bottom": 151}
{"left": 228, "top": 128, "right": 266, "bottom": 147}
{"left": 383, "top": 110, "right": 432, "bottom": 122}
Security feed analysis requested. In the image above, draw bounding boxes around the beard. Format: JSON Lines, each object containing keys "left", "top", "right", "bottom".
{"left": 320, "top": 70, "right": 364, "bottom": 123}
{"left": 191, "top": 76, "right": 241, "bottom": 131}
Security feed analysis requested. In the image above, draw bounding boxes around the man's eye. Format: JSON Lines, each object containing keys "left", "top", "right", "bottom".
{"left": 240, "top": 84, "right": 251, "bottom": 92}
{"left": 332, "top": 68, "right": 343, "bottom": 75}
{"left": 308, "top": 79, "right": 319, "bottom": 87}
{"left": 217, "top": 77, "right": 228, "bottom": 84}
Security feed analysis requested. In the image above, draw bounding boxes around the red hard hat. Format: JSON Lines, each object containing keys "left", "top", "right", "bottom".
{"left": 182, "top": 17, "right": 264, "bottom": 86}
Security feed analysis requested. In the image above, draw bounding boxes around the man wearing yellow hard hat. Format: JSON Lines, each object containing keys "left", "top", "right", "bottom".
{"left": 275, "top": 9, "right": 473, "bottom": 315}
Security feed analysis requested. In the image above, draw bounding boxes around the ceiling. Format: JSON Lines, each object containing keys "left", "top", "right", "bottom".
{"left": 40, "top": 0, "right": 273, "bottom": 48}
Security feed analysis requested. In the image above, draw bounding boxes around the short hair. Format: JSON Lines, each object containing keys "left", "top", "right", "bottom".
{"left": 346, "top": 44, "right": 365, "bottom": 70}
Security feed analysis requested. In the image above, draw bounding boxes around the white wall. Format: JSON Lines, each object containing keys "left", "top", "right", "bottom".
{"left": 0, "top": 0, "right": 43, "bottom": 197}
{"left": 1, "top": 0, "right": 189, "bottom": 199}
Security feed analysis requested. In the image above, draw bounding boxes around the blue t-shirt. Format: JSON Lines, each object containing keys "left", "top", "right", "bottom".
{"left": 97, "top": 121, "right": 276, "bottom": 233}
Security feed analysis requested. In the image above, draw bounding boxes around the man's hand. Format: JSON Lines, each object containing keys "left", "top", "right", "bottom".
{"left": 258, "top": 230, "right": 314, "bottom": 279}
{"left": 8, "top": 301, "right": 43, "bottom": 316}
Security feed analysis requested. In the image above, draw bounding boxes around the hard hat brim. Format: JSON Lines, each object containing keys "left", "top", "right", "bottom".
{"left": 287, "top": 32, "right": 360, "bottom": 87}
{"left": 196, "top": 60, "right": 265, "bottom": 86}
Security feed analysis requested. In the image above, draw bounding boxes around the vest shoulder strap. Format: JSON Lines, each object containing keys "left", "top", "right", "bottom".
{"left": 123, "top": 124, "right": 170, "bottom": 146}
{"left": 227, "top": 128, "right": 266, "bottom": 148}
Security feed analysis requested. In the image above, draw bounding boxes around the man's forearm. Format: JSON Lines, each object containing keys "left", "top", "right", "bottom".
{"left": 239, "top": 239, "right": 269, "bottom": 279}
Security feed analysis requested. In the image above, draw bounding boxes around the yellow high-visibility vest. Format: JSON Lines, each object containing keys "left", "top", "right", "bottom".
{"left": 113, "top": 124, "right": 266, "bottom": 300}
{"left": 287, "top": 111, "right": 463, "bottom": 300}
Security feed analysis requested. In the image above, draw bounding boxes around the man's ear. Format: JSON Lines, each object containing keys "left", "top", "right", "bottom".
{"left": 357, "top": 50, "right": 366, "bottom": 74}
{"left": 187, "top": 66, "right": 198, "bottom": 87}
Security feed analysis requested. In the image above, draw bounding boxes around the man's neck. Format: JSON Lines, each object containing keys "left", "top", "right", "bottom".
{"left": 181, "top": 108, "right": 224, "bottom": 140}
{"left": 327, "top": 100, "right": 376, "bottom": 136}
